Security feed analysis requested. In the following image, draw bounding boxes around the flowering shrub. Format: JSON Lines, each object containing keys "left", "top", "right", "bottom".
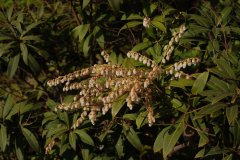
{"left": 1, "top": 0, "right": 240, "bottom": 159}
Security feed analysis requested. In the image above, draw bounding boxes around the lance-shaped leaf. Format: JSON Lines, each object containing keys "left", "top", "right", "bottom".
{"left": 75, "top": 130, "right": 94, "bottom": 146}
{"left": 163, "top": 118, "right": 185, "bottom": 158}
{"left": 21, "top": 126, "right": 40, "bottom": 152}
{"left": 123, "top": 125, "right": 143, "bottom": 151}
{"left": 226, "top": 105, "right": 238, "bottom": 125}
{"left": 7, "top": 54, "right": 20, "bottom": 78}
{"left": 112, "top": 93, "right": 128, "bottom": 117}
{"left": 192, "top": 72, "right": 209, "bottom": 95}
{"left": 153, "top": 126, "right": 171, "bottom": 152}
{"left": 0, "top": 125, "right": 7, "bottom": 151}
{"left": 69, "top": 132, "right": 77, "bottom": 150}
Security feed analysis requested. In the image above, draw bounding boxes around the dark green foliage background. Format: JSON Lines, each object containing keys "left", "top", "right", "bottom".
{"left": 0, "top": 0, "right": 240, "bottom": 159}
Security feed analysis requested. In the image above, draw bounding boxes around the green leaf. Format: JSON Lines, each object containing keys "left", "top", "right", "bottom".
{"left": 111, "top": 93, "right": 128, "bottom": 117}
{"left": 69, "top": 132, "right": 77, "bottom": 150}
{"left": 123, "top": 125, "right": 142, "bottom": 151}
{"left": 226, "top": 105, "right": 238, "bottom": 125}
{"left": 21, "top": 35, "right": 42, "bottom": 42}
{"left": 109, "top": 51, "right": 117, "bottom": 64}
{"left": 120, "top": 21, "right": 142, "bottom": 31}
{"left": 126, "top": 14, "right": 143, "bottom": 20}
{"left": 21, "top": 127, "right": 40, "bottom": 152}
{"left": 15, "top": 140, "right": 24, "bottom": 160}
{"left": 82, "top": 0, "right": 90, "bottom": 9}
{"left": 152, "top": 15, "right": 165, "bottom": 22}
{"left": 205, "top": 146, "right": 230, "bottom": 157}
{"left": 194, "top": 103, "right": 226, "bottom": 119}
{"left": 59, "top": 112, "right": 70, "bottom": 128}
{"left": 214, "top": 58, "right": 236, "bottom": 79}
{"left": 170, "top": 79, "right": 194, "bottom": 89}
{"left": 132, "top": 41, "right": 152, "bottom": 52}
{"left": 192, "top": 72, "right": 209, "bottom": 94}
{"left": 171, "top": 98, "right": 187, "bottom": 112}
{"left": 46, "top": 125, "right": 67, "bottom": 138}
{"left": 28, "top": 54, "right": 40, "bottom": 74}
{"left": 223, "top": 154, "right": 232, "bottom": 160}
{"left": 123, "top": 114, "right": 137, "bottom": 121}
{"left": 83, "top": 34, "right": 92, "bottom": 57}
{"left": 108, "top": 0, "right": 122, "bottom": 11}
{"left": 93, "top": 26, "right": 104, "bottom": 49}
{"left": 163, "top": 118, "right": 185, "bottom": 158}
{"left": 136, "top": 111, "right": 147, "bottom": 129}
{"left": 20, "top": 43, "right": 28, "bottom": 65}
{"left": 3, "top": 95, "right": 14, "bottom": 119}
{"left": 115, "top": 135, "right": 124, "bottom": 157}
{"left": 0, "top": 125, "right": 7, "bottom": 151}
{"left": 7, "top": 54, "right": 20, "bottom": 78}
{"left": 7, "top": 5, "right": 13, "bottom": 21}
{"left": 72, "top": 24, "right": 90, "bottom": 42}
{"left": 81, "top": 149, "right": 90, "bottom": 160}
{"left": 22, "top": 22, "right": 42, "bottom": 36}
{"left": 198, "top": 132, "right": 209, "bottom": 147}
{"left": 6, "top": 102, "right": 24, "bottom": 120}
{"left": 220, "top": 6, "right": 232, "bottom": 25}
{"left": 195, "top": 148, "right": 205, "bottom": 158}
{"left": 151, "top": 21, "right": 166, "bottom": 32}
{"left": 229, "top": 120, "right": 240, "bottom": 147}
{"left": 153, "top": 126, "right": 171, "bottom": 152}
{"left": 75, "top": 130, "right": 94, "bottom": 146}
{"left": 190, "top": 14, "right": 210, "bottom": 27}
{"left": 207, "top": 76, "right": 233, "bottom": 92}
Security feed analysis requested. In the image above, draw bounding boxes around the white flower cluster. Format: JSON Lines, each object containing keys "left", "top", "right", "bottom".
{"left": 47, "top": 68, "right": 91, "bottom": 87}
{"left": 45, "top": 139, "right": 55, "bottom": 154}
{"left": 143, "top": 17, "right": 151, "bottom": 28}
{"left": 101, "top": 50, "right": 110, "bottom": 63}
{"left": 162, "top": 24, "right": 186, "bottom": 64}
{"left": 127, "top": 51, "right": 157, "bottom": 68}
{"left": 165, "top": 57, "right": 200, "bottom": 76}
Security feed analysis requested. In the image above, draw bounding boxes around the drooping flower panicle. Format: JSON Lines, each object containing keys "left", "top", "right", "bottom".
{"left": 47, "top": 24, "right": 200, "bottom": 129}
